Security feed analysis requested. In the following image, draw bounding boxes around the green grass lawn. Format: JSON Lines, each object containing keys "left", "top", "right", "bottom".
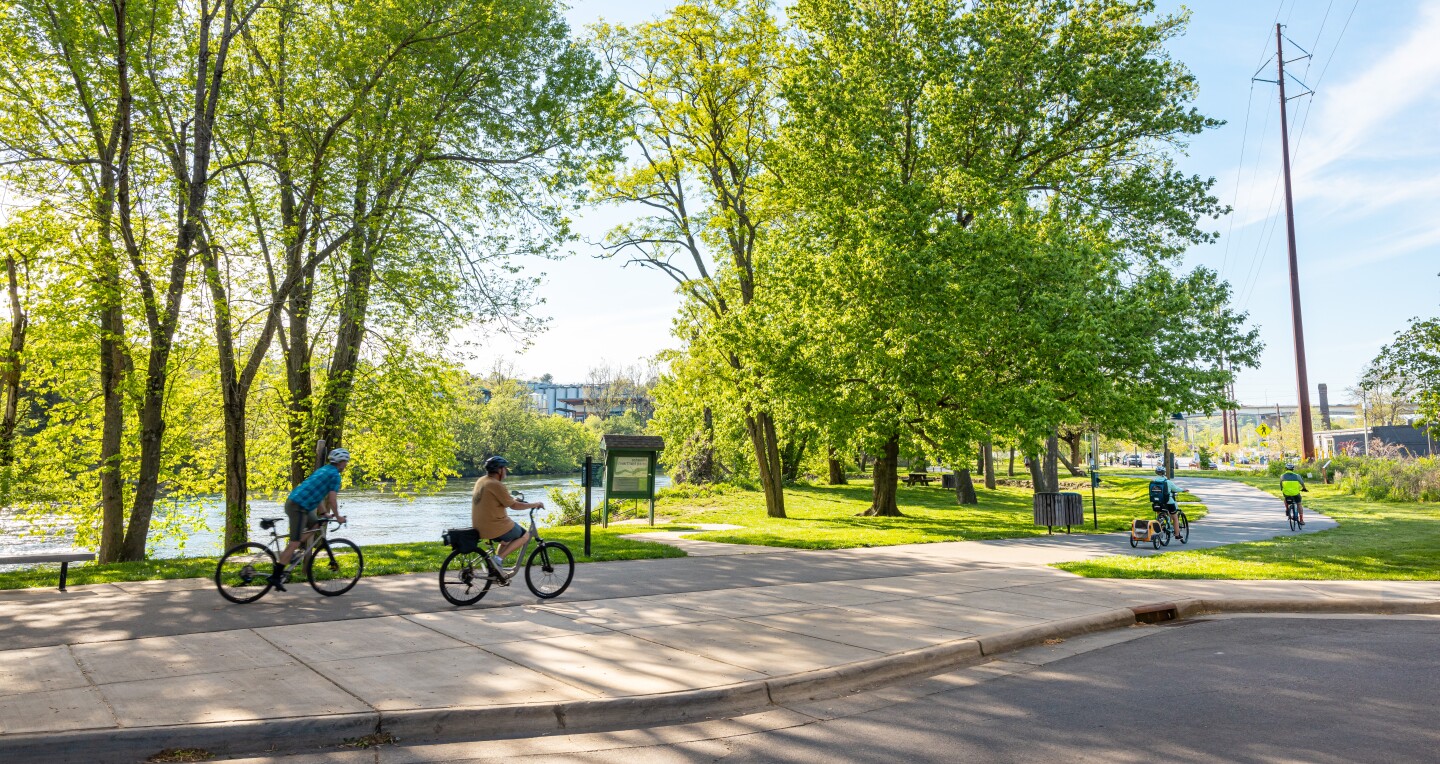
{"left": 640, "top": 476, "right": 1204, "bottom": 550}
{"left": 1057, "top": 473, "right": 1440, "bottom": 580}
{"left": 0, "top": 526, "right": 689, "bottom": 591}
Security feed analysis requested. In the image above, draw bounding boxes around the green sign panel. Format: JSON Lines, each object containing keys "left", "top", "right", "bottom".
{"left": 606, "top": 450, "right": 656, "bottom": 500}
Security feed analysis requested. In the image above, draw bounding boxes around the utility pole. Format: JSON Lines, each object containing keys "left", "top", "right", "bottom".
{"left": 1272, "top": 23, "right": 1316, "bottom": 461}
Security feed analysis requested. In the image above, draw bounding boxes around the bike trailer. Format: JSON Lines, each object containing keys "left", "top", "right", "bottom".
{"left": 1130, "top": 518, "right": 1163, "bottom": 546}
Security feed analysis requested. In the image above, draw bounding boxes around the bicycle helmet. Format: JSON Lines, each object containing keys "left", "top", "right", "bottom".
{"left": 1284, "top": 461, "right": 1296, "bottom": 470}
{"left": 327, "top": 447, "right": 351, "bottom": 464}
{"left": 1154, "top": 466, "right": 1165, "bottom": 475}
{"left": 483, "top": 455, "right": 510, "bottom": 474}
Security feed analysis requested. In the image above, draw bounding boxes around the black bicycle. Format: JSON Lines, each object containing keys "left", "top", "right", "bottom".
{"left": 1149, "top": 499, "right": 1189, "bottom": 547}
{"left": 438, "top": 499, "right": 574, "bottom": 606}
{"left": 1285, "top": 495, "right": 1305, "bottom": 531}
{"left": 215, "top": 516, "right": 363, "bottom": 604}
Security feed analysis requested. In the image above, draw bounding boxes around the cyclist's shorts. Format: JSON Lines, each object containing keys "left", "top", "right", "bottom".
{"left": 489, "top": 523, "right": 524, "bottom": 544}
{"left": 285, "top": 499, "right": 320, "bottom": 541}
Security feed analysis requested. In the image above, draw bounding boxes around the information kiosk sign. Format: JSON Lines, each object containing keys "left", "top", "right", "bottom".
{"left": 600, "top": 434, "right": 665, "bottom": 526}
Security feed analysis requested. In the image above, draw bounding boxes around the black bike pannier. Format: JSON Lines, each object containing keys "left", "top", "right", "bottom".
{"left": 442, "top": 527, "right": 481, "bottom": 553}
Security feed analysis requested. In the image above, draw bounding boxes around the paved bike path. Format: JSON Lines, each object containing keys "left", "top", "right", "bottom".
{"left": 3, "top": 478, "right": 1402, "bottom": 762}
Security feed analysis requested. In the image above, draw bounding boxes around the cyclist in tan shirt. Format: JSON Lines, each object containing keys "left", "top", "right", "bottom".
{"left": 472, "top": 456, "right": 544, "bottom": 566}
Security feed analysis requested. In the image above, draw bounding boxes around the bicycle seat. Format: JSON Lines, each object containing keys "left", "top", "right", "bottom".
{"left": 259, "top": 517, "right": 284, "bottom": 530}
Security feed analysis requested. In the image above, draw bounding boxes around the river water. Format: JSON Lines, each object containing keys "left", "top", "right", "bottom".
{"left": 0, "top": 473, "right": 670, "bottom": 564}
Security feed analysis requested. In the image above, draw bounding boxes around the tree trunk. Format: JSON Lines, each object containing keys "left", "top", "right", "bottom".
{"left": 747, "top": 411, "right": 786, "bottom": 518}
{"left": 861, "top": 435, "right": 902, "bottom": 516}
{"left": 1027, "top": 451, "right": 1044, "bottom": 492}
{"left": 0, "top": 248, "right": 27, "bottom": 501}
{"left": 827, "top": 447, "right": 847, "bottom": 485}
{"left": 96, "top": 174, "right": 128, "bottom": 563}
{"left": 955, "top": 467, "right": 977, "bottom": 505}
{"left": 1008, "top": 448, "right": 1016, "bottom": 477}
{"left": 982, "top": 438, "right": 996, "bottom": 490}
{"left": 1043, "top": 433, "right": 1060, "bottom": 492}
{"left": 1058, "top": 431, "right": 1085, "bottom": 476}
{"left": 314, "top": 170, "right": 375, "bottom": 453}
{"left": 780, "top": 432, "right": 809, "bottom": 483}
{"left": 285, "top": 257, "right": 317, "bottom": 486}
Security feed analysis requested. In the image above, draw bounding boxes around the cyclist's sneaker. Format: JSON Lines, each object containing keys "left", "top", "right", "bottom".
{"left": 267, "top": 572, "right": 287, "bottom": 592}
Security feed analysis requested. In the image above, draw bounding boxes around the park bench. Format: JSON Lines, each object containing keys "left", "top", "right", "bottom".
{"left": 903, "top": 473, "right": 936, "bottom": 486}
{"left": 0, "top": 552, "right": 96, "bottom": 591}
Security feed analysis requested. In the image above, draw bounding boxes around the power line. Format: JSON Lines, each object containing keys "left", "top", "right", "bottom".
{"left": 1219, "top": 82, "right": 1258, "bottom": 281}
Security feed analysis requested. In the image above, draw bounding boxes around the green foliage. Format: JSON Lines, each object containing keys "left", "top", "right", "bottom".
{"left": 1368, "top": 314, "right": 1440, "bottom": 429}
{"left": 1196, "top": 446, "right": 1215, "bottom": 470}
{"left": 451, "top": 379, "right": 599, "bottom": 475}
{"left": 1332, "top": 456, "right": 1440, "bottom": 503}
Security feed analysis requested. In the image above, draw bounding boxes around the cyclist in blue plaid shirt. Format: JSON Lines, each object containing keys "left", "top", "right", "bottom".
{"left": 268, "top": 448, "right": 350, "bottom": 589}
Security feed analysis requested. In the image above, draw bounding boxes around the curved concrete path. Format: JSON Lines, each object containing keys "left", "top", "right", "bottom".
{"left": 4, "top": 478, "right": 1416, "bottom": 764}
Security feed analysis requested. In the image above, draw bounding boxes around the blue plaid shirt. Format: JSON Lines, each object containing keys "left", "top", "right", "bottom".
{"left": 288, "top": 464, "right": 342, "bottom": 511}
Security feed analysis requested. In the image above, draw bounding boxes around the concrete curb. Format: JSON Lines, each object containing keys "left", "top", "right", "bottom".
{"left": 5, "top": 596, "right": 1437, "bottom": 763}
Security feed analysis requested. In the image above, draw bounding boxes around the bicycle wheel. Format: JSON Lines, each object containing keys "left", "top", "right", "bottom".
{"left": 440, "top": 549, "right": 492, "bottom": 606}
{"left": 1156, "top": 515, "right": 1172, "bottom": 547}
{"left": 215, "top": 542, "right": 276, "bottom": 604}
{"left": 307, "top": 538, "right": 363, "bottom": 596}
{"left": 525, "top": 542, "right": 574, "bottom": 599}
{"left": 1174, "top": 511, "right": 1189, "bottom": 544}
{"left": 1289, "top": 508, "right": 1298, "bottom": 531}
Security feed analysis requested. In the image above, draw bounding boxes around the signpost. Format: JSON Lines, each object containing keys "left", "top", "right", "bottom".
{"left": 600, "top": 434, "right": 665, "bottom": 528}
{"left": 582, "top": 455, "right": 595, "bottom": 557}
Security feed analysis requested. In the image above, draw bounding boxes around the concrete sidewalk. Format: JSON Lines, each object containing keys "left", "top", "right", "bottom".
{"left": 4, "top": 478, "right": 1421, "bottom": 763}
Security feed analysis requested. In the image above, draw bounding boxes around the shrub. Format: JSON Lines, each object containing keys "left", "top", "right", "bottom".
{"left": 547, "top": 483, "right": 587, "bottom": 525}
{"left": 1333, "top": 456, "right": 1440, "bottom": 503}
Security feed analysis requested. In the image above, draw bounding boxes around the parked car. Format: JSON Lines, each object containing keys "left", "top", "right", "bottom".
{"left": 1124, "top": 455, "right": 1143, "bottom": 467}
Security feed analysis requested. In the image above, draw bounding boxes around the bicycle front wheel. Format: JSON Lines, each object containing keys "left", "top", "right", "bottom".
{"left": 1157, "top": 515, "right": 1172, "bottom": 547}
{"left": 307, "top": 538, "right": 363, "bottom": 596}
{"left": 440, "top": 549, "right": 492, "bottom": 606}
{"left": 1174, "top": 511, "right": 1189, "bottom": 544}
{"left": 216, "top": 542, "right": 276, "bottom": 604}
{"left": 525, "top": 542, "right": 575, "bottom": 599}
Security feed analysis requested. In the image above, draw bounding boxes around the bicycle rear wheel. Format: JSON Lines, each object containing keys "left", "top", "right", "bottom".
{"left": 1173, "top": 511, "right": 1189, "bottom": 544}
{"left": 216, "top": 542, "right": 276, "bottom": 604}
{"left": 1156, "top": 514, "right": 1172, "bottom": 547}
{"left": 307, "top": 538, "right": 363, "bottom": 596}
{"left": 525, "top": 542, "right": 574, "bottom": 599}
{"left": 440, "top": 549, "right": 492, "bottom": 606}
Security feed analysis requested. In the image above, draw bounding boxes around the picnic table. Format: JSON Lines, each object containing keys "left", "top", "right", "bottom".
{"left": 902, "top": 472, "right": 936, "bottom": 486}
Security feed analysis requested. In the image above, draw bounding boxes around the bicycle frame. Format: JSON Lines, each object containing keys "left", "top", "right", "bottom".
{"left": 259, "top": 517, "right": 338, "bottom": 574}
{"left": 484, "top": 506, "right": 548, "bottom": 579}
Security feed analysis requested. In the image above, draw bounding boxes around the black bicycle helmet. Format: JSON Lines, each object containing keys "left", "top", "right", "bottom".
{"left": 483, "top": 455, "right": 510, "bottom": 474}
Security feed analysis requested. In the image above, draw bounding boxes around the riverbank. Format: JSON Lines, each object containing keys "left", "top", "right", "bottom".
{"left": 0, "top": 473, "right": 673, "bottom": 563}
{"left": 0, "top": 526, "right": 689, "bottom": 590}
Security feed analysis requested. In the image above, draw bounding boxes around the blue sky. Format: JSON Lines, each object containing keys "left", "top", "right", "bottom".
{"left": 472, "top": 0, "right": 1440, "bottom": 407}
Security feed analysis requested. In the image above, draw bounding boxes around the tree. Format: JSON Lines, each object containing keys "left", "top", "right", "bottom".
{"left": 590, "top": 0, "right": 791, "bottom": 517}
{"left": 1370, "top": 315, "right": 1440, "bottom": 429}
{"left": 769, "top": 0, "right": 1253, "bottom": 514}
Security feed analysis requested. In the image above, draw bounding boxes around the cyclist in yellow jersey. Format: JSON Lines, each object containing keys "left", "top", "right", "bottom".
{"left": 1280, "top": 462, "right": 1307, "bottom": 525}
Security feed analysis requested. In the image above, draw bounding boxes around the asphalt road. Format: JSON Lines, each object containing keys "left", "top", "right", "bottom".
{"left": 612, "top": 617, "right": 1440, "bottom": 764}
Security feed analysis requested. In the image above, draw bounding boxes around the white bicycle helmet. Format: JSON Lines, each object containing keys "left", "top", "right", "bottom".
{"left": 327, "top": 448, "right": 351, "bottom": 464}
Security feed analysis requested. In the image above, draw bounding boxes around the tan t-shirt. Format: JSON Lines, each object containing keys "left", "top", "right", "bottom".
{"left": 471, "top": 476, "right": 516, "bottom": 539}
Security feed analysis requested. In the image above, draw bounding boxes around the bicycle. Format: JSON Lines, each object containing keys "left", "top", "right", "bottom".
{"left": 215, "top": 515, "right": 363, "bottom": 604}
{"left": 438, "top": 497, "right": 574, "bottom": 606}
{"left": 1149, "top": 502, "right": 1189, "bottom": 547}
{"left": 1285, "top": 495, "right": 1304, "bottom": 531}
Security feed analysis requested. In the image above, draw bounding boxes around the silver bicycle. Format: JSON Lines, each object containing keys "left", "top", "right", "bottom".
{"left": 439, "top": 497, "right": 574, "bottom": 605}
{"left": 215, "top": 516, "right": 363, "bottom": 603}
